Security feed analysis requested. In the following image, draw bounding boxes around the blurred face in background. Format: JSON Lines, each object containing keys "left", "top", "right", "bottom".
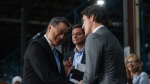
{"left": 126, "top": 57, "right": 140, "bottom": 73}
{"left": 72, "top": 28, "right": 86, "bottom": 45}
{"left": 14, "top": 81, "right": 21, "bottom": 84}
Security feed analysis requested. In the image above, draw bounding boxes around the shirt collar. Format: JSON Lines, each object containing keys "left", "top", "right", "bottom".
{"left": 74, "top": 47, "right": 85, "bottom": 54}
{"left": 93, "top": 25, "right": 104, "bottom": 33}
{"left": 44, "top": 34, "right": 54, "bottom": 50}
{"left": 133, "top": 73, "right": 139, "bottom": 78}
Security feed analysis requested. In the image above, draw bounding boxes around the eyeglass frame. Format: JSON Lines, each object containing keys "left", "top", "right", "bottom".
{"left": 52, "top": 25, "right": 69, "bottom": 37}
{"left": 126, "top": 60, "right": 138, "bottom": 65}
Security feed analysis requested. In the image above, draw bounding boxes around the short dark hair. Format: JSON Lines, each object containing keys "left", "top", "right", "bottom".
{"left": 72, "top": 24, "right": 84, "bottom": 33}
{"left": 49, "top": 17, "right": 71, "bottom": 29}
{"left": 81, "top": 4, "right": 108, "bottom": 25}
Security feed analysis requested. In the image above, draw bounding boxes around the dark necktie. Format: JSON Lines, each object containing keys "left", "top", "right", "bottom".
{"left": 53, "top": 48, "right": 60, "bottom": 73}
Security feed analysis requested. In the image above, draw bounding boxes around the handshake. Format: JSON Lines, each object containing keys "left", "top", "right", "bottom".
{"left": 63, "top": 57, "right": 85, "bottom": 84}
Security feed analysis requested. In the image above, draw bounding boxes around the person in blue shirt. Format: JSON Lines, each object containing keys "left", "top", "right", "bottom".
{"left": 63, "top": 24, "right": 86, "bottom": 84}
{"left": 125, "top": 53, "right": 149, "bottom": 84}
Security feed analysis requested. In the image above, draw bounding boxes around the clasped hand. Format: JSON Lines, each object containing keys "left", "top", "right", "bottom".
{"left": 63, "top": 57, "right": 74, "bottom": 76}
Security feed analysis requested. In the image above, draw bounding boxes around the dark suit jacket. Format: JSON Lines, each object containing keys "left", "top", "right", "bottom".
{"left": 64, "top": 49, "right": 85, "bottom": 81}
{"left": 82, "top": 26, "right": 127, "bottom": 84}
{"left": 22, "top": 36, "right": 74, "bottom": 84}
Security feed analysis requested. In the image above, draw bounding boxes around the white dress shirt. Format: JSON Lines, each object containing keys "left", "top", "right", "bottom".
{"left": 93, "top": 25, "right": 104, "bottom": 33}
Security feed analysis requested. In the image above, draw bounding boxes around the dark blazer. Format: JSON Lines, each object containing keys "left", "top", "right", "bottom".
{"left": 22, "top": 36, "right": 74, "bottom": 84}
{"left": 82, "top": 26, "right": 127, "bottom": 84}
{"left": 64, "top": 49, "right": 85, "bottom": 81}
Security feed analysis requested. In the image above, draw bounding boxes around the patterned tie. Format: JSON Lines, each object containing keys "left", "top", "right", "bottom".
{"left": 53, "top": 48, "right": 60, "bottom": 73}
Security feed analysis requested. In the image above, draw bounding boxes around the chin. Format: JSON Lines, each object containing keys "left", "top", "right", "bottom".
{"left": 55, "top": 43, "right": 60, "bottom": 46}
{"left": 52, "top": 42, "right": 59, "bottom": 46}
{"left": 73, "top": 42, "right": 78, "bottom": 44}
{"left": 57, "top": 42, "right": 63, "bottom": 46}
{"left": 85, "top": 34, "right": 88, "bottom": 37}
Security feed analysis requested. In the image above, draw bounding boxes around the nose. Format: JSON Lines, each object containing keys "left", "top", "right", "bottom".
{"left": 59, "top": 34, "right": 65, "bottom": 39}
{"left": 72, "top": 34, "right": 77, "bottom": 38}
{"left": 82, "top": 26, "right": 84, "bottom": 29}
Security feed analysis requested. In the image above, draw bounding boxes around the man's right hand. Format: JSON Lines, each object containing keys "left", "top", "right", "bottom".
{"left": 63, "top": 57, "right": 74, "bottom": 76}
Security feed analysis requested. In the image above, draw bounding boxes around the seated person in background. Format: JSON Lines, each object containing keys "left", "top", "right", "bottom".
{"left": 125, "top": 53, "right": 149, "bottom": 84}
{"left": 12, "top": 76, "right": 22, "bottom": 84}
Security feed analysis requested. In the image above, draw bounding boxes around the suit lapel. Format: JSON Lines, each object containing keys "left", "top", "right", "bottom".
{"left": 38, "top": 36, "right": 60, "bottom": 73}
{"left": 70, "top": 50, "right": 75, "bottom": 62}
{"left": 81, "top": 52, "right": 85, "bottom": 64}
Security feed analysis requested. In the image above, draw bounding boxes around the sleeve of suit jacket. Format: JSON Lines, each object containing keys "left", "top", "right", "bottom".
{"left": 82, "top": 33, "right": 102, "bottom": 84}
{"left": 25, "top": 41, "right": 74, "bottom": 84}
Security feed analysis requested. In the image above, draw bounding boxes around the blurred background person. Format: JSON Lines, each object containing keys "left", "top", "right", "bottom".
{"left": 64, "top": 24, "right": 86, "bottom": 83}
{"left": 12, "top": 76, "right": 22, "bottom": 84}
{"left": 125, "top": 53, "right": 149, "bottom": 84}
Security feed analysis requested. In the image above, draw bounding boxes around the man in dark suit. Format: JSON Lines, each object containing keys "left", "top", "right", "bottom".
{"left": 22, "top": 17, "right": 74, "bottom": 84}
{"left": 63, "top": 24, "right": 86, "bottom": 83}
{"left": 80, "top": 4, "right": 127, "bottom": 84}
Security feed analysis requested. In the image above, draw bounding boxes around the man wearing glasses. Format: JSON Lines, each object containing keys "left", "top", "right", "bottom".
{"left": 22, "top": 17, "right": 74, "bottom": 84}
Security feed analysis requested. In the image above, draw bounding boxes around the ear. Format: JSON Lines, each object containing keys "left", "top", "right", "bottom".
{"left": 90, "top": 15, "right": 94, "bottom": 22}
{"left": 47, "top": 24, "right": 52, "bottom": 31}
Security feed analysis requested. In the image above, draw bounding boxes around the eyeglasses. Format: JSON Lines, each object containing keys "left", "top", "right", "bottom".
{"left": 126, "top": 61, "right": 138, "bottom": 64}
{"left": 54, "top": 26, "right": 68, "bottom": 36}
